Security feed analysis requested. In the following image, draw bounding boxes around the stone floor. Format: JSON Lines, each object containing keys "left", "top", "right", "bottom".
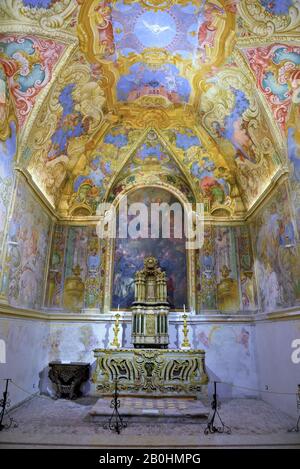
{"left": 89, "top": 396, "right": 209, "bottom": 423}
{"left": 0, "top": 395, "right": 299, "bottom": 448}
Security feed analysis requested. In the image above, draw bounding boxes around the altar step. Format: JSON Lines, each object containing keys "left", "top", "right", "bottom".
{"left": 89, "top": 397, "right": 209, "bottom": 423}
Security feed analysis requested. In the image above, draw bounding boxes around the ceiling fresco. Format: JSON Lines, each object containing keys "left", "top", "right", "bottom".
{"left": 237, "top": 0, "right": 300, "bottom": 37}
{"left": 198, "top": 63, "right": 283, "bottom": 208}
{"left": 0, "top": 0, "right": 299, "bottom": 220}
{"left": 243, "top": 44, "right": 300, "bottom": 132}
{"left": 0, "top": 0, "right": 78, "bottom": 30}
{"left": 0, "top": 34, "right": 65, "bottom": 128}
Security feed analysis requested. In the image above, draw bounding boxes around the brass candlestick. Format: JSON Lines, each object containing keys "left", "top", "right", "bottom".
{"left": 111, "top": 313, "right": 121, "bottom": 349}
{"left": 181, "top": 313, "right": 191, "bottom": 349}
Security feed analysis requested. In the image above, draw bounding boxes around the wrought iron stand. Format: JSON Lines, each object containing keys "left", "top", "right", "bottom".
{"left": 204, "top": 381, "right": 231, "bottom": 435}
{"left": 289, "top": 415, "right": 300, "bottom": 433}
{"left": 104, "top": 378, "right": 127, "bottom": 434}
{"left": 0, "top": 379, "right": 11, "bottom": 431}
{"left": 288, "top": 385, "right": 300, "bottom": 433}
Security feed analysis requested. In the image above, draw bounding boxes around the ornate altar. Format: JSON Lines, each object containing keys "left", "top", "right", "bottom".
{"left": 131, "top": 256, "right": 169, "bottom": 349}
{"left": 48, "top": 362, "right": 90, "bottom": 399}
{"left": 92, "top": 257, "right": 208, "bottom": 398}
{"left": 92, "top": 349, "right": 208, "bottom": 397}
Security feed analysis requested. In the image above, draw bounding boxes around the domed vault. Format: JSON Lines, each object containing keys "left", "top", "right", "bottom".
{"left": 1, "top": 0, "right": 297, "bottom": 222}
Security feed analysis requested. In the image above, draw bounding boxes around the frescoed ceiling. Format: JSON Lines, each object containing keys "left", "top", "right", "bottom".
{"left": 0, "top": 0, "right": 299, "bottom": 220}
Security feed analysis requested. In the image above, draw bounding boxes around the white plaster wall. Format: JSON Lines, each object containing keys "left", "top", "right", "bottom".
{"left": 47, "top": 320, "right": 116, "bottom": 395}
{"left": 169, "top": 321, "right": 258, "bottom": 398}
{"left": 4, "top": 314, "right": 298, "bottom": 412}
{"left": 255, "top": 317, "right": 300, "bottom": 417}
{"left": 0, "top": 317, "right": 50, "bottom": 407}
{"left": 47, "top": 318, "right": 259, "bottom": 399}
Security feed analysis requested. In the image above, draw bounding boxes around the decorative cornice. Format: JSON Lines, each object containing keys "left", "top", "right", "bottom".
{"left": 245, "top": 170, "right": 289, "bottom": 221}
{"left": 1, "top": 303, "right": 299, "bottom": 324}
{"left": 236, "top": 35, "right": 300, "bottom": 49}
{"left": 0, "top": 22, "right": 77, "bottom": 44}
{"left": 255, "top": 307, "right": 300, "bottom": 323}
{"left": 14, "top": 169, "right": 58, "bottom": 221}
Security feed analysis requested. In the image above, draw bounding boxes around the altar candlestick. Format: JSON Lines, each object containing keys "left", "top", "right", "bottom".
{"left": 181, "top": 313, "right": 191, "bottom": 350}
{"left": 111, "top": 313, "right": 121, "bottom": 349}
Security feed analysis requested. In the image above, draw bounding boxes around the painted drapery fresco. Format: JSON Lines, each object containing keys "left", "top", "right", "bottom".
{"left": 112, "top": 187, "right": 187, "bottom": 309}
{"left": 197, "top": 224, "right": 257, "bottom": 312}
{"left": 4, "top": 179, "right": 52, "bottom": 309}
{"left": 46, "top": 225, "right": 102, "bottom": 311}
{"left": 251, "top": 182, "right": 300, "bottom": 312}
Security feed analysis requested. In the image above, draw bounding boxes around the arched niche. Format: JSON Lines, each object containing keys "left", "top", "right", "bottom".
{"left": 102, "top": 182, "right": 197, "bottom": 313}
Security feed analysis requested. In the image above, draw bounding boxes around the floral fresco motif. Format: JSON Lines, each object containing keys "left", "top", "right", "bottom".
{"left": 244, "top": 44, "right": 300, "bottom": 130}
{"left": 251, "top": 183, "right": 300, "bottom": 312}
{"left": 112, "top": 187, "right": 187, "bottom": 309}
{"left": 6, "top": 180, "right": 51, "bottom": 309}
{"left": 0, "top": 35, "right": 65, "bottom": 127}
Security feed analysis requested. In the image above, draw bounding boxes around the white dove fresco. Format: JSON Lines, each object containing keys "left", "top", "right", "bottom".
{"left": 142, "top": 20, "right": 173, "bottom": 35}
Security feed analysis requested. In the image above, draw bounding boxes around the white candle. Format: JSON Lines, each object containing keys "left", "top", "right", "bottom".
{"left": 183, "top": 304, "right": 185, "bottom": 313}
{"left": 117, "top": 304, "right": 120, "bottom": 312}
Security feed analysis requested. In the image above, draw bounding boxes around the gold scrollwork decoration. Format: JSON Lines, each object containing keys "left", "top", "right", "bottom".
{"left": 238, "top": 0, "right": 300, "bottom": 37}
